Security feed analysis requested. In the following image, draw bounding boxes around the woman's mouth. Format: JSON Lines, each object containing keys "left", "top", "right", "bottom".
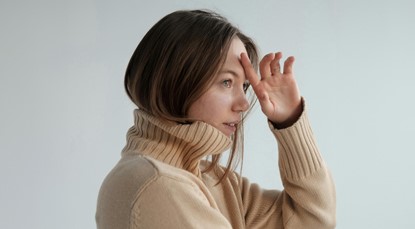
{"left": 223, "top": 122, "right": 238, "bottom": 135}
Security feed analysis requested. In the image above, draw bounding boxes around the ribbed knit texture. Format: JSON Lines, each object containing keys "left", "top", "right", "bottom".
{"left": 271, "top": 111, "right": 323, "bottom": 181}
{"left": 121, "top": 109, "right": 232, "bottom": 177}
{"left": 96, "top": 106, "right": 336, "bottom": 229}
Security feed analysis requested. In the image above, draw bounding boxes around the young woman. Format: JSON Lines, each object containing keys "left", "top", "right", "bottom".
{"left": 96, "top": 9, "right": 336, "bottom": 229}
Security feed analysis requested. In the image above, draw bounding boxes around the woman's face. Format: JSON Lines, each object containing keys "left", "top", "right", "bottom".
{"left": 187, "top": 38, "right": 250, "bottom": 137}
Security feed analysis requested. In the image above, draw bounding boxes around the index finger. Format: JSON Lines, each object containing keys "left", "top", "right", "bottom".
{"left": 240, "top": 53, "right": 260, "bottom": 86}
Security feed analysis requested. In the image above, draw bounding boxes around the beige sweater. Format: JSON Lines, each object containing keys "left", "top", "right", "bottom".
{"left": 96, "top": 107, "right": 336, "bottom": 229}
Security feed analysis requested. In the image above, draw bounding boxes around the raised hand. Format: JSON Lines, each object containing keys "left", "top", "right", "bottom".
{"left": 241, "top": 52, "right": 302, "bottom": 128}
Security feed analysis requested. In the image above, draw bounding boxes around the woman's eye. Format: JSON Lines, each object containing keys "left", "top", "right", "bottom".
{"left": 222, "top": 79, "right": 232, "bottom": 88}
{"left": 243, "top": 81, "right": 250, "bottom": 92}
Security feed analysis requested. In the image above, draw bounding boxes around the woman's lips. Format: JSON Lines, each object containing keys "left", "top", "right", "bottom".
{"left": 223, "top": 122, "right": 238, "bottom": 135}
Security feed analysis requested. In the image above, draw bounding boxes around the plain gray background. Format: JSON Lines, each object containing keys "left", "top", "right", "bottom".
{"left": 1, "top": 0, "right": 414, "bottom": 228}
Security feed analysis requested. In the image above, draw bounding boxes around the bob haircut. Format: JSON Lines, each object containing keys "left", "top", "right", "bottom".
{"left": 124, "top": 9, "right": 259, "bottom": 182}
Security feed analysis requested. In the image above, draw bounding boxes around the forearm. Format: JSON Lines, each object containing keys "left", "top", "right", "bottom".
{"left": 271, "top": 105, "right": 336, "bottom": 228}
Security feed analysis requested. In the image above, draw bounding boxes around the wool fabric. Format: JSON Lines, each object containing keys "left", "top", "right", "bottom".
{"left": 96, "top": 105, "right": 336, "bottom": 229}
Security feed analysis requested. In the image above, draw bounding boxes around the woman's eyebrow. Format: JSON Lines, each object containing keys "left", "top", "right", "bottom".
{"left": 219, "top": 69, "right": 243, "bottom": 79}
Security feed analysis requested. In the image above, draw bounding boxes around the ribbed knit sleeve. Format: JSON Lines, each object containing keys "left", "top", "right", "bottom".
{"left": 98, "top": 105, "right": 336, "bottom": 229}
{"left": 241, "top": 107, "right": 336, "bottom": 229}
{"left": 271, "top": 108, "right": 323, "bottom": 181}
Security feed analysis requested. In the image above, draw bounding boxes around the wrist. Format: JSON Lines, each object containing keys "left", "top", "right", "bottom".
{"left": 270, "top": 99, "right": 304, "bottom": 129}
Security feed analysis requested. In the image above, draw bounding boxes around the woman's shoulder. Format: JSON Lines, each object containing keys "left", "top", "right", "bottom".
{"left": 97, "top": 155, "right": 159, "bottom": 210}
{"left": 99, "top": 155, "right": 207, "bottom": 200}
{"left": 96, "top": 155, "right": 214, "bottom": 227}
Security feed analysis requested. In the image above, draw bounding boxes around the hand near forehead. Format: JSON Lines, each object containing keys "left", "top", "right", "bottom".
{"left": 241, "top": 52, "right": 302, "bottom": 128}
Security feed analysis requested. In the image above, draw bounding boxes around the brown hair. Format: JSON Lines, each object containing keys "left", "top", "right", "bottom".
{"left": 124, "top": 9, "right": 259, "bottom": 182}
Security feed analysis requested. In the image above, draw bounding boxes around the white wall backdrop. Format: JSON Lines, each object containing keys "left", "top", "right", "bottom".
{"left": 1, "top": 0, "right": 414, "bottom": 228}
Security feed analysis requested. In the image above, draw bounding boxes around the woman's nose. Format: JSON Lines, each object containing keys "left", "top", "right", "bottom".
{"left": 233, "top": 91, "right": 250, "bottom": 112}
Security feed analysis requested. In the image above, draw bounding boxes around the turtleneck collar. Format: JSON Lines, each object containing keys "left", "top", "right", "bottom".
{"left": 121, "top": 109, "right": 232, "bottom": 177}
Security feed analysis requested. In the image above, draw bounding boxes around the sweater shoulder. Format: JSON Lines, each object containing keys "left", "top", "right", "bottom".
{"left": 98, "top": 155, "right": 200, "bottom": 204}
{"left": 96, "top": 155, "right": 191, "bottom": 228}
{"left": 96, "top": 155, "right": 159, "bottom": 226}
{"left": 99, "top": 155, "right": 159, "bottom": 196}
{"left": 97, "top": 155, "right": 205, "bottom": 212}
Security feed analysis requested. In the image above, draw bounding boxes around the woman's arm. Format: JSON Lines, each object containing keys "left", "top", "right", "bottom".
{"left": 241, "top": 106, "right": 336, "bottom": 228}
{"left": 240, "top": 52, "right": 336, "bottom": 228}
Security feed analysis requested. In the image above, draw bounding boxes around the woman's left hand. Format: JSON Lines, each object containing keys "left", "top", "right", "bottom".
{"left": 241, "top": 52, "right": 302, "bottom": 128}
